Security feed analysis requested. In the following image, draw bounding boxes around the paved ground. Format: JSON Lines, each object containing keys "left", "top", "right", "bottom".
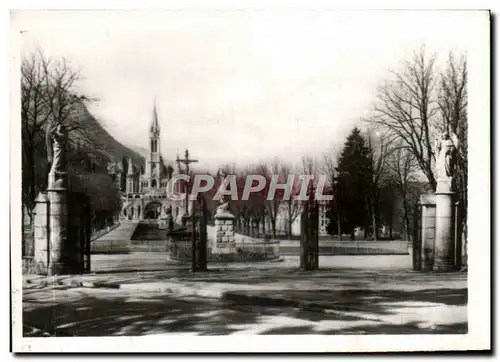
{"left": 23, "top": 283, "right": 466, "bottom": 336}
{"left": 88, "top": 253, "right": 412, "bottom": 273}
{"left": 23, "top": 267, "right": 467, "bottom": 336}
{"left": 23, "top": 223, "right": 465, "bottom": 337}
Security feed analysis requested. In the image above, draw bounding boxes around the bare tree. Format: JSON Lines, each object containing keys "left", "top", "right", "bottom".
{"left": 301, "top": 155, "right": 319, "bottom": 178}
{"left": 371, "top": 46, "right": 440, "bottom": 191}
{"left": 22, "top": 49, "right": 100, "bottom": 225}
{"left": 365, "top": 129, "right": 391, "bottom": 240}
{"left": 322, "top": 149, "right": 342, "bottom": 240}
{"left": 281, "top": 162, "right": 301, "bottom": 238}
{"left": 264, "top": 158, "right": 301, "bottom": 239}
{"left": 21, "top": 51, "right": 51, "bottom": 222}
{"left": 370, "top": 46, "right": 468, "bottom": 266}
{"left": 253, "top": 164, "right": 269, "bottom": 237}
{"left": 264, "top": 159, "right": 282, "bottom": 239}
{"left": 233, "top": 164, "right": 268, "bottom": 237}
{"left": 300, "top": 155, "right": 320, "bottom": 199}
{"left": 387, "top": 144, "right": 419, "bottom": 240}
{"left": 438, "top": 52, "right": 468, "bottom": 265}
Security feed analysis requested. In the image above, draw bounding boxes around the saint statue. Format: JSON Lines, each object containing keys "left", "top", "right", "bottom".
{"left": 46, "top": 124, "right": 68, "bottom": 175}
{"left": 216, "top": 198, "right": 230, "bottom": 215}
{"left": 435, "top": 129, "right": 459, "bottom": 188}
{"left": 216, "top": 169, "right": 229, "bottom": 214}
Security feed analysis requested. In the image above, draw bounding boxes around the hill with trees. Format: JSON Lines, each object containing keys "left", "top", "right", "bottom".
{"left": 21, "top": 50, "right": 142, "bottom": 238}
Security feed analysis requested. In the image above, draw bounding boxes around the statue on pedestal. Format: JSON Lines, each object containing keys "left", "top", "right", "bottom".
{"left": 435, "top": 129, "right": 459, "bottom": 192}
{"left": 216, "top": 168, "right": 231, "bottom": 215}
{"left": 46, "top": 124, "right": 68, "bottom": 189}
{"left": 216, "top": 198, "right": 230, "bottom": 215}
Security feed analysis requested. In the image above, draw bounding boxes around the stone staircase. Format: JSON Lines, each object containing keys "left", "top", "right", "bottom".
{"left": 90, "top": 222, "right": 139, "bottom": 254}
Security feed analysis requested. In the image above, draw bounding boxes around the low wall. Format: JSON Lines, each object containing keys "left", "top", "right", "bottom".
{"left": 168, "top": 239, "right": 280, "bottom": 263}
{"left": 278, "top": 240, "right": 410, "bottom": 255}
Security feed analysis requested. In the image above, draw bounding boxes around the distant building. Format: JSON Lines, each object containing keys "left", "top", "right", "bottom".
{"left": 271, "top": 200, "right": 330, "bottom": 237}
{"left": 108, "top": 104, "right": 189, "bottom": 223}
{"left": 108, "top": 104, "right": 332, "bottom": 234}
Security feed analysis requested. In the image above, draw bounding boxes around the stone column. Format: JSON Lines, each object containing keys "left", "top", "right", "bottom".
{"left": 47, "top": 173, "right": 69, "bottom": 275}
{"left": 433, "top": 191, "right": 456, "bottom": 272}
{"left": 213, "top": 212, "right": 236, "bottom": 254}
{"left": 419, "top": 194, "right": 436, "bottom": 271}
{"left": 33, "top": 192, "right": 49, "bottom": 274}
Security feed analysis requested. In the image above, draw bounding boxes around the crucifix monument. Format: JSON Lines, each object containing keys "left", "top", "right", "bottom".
{"left": 176, "top": 149, "right": 198, "bottom": 225}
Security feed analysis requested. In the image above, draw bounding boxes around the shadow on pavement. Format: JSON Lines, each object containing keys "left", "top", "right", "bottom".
{"left": 23, "top": 286, "right": 467, "bottom": 336}
{"left": 24, "top": 294, "right": 252, "bottom": 336}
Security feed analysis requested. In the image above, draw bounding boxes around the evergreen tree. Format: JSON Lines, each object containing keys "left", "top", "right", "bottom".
{"left": 330, "top": 127, "right": 374, "bottom": 238}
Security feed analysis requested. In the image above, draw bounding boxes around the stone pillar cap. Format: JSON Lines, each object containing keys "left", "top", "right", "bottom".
{"left": 215, "top": 211, "right": 235, "bottom": 219}
{"left": 47, "top": 187, "right": 68, "bottom": 192}
{"left": 419, "top": 194, "right": 436, "bottom": 206}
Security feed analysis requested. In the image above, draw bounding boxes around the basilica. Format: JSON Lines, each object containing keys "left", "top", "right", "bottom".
{"left": 107, "top": 105, "right": 190, "bottom": 223}
{"left": 106, "top": 104, "right": 330, "bottom": 235}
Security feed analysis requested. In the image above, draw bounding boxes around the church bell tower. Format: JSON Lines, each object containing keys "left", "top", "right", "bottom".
{"left": 149, "top": 102, "right": 161, "bottom": 189}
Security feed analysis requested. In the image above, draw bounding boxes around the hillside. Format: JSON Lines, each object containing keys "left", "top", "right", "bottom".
{"left": 71, "top": 102, "right": 144, "bottom": 168}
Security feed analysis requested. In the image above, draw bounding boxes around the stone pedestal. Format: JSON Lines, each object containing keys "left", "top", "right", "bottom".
{"left": 158, "top": 211, "right": 168, "bottom": 229}
{"left": 47, "top": 184, "right": 69, "bottom": 275}
{"left": 433, "top": 191, "right": 456, "bottom": 272}
{"left": 213, "top": 212, "right": 236, "bottom": 254}
{"left": 420, "top": 194, "right": 436, "bottom": 271}
{"left": 33, "top": 193, "right": 50, "bottom": 273}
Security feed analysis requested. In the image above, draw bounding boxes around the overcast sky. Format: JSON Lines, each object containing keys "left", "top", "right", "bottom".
{"left": 15, "top": 10, "right": 478, "bottom": 171}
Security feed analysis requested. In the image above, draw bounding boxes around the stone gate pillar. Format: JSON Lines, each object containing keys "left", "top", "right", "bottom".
{"left": 33, "top": 192, "right": 49, "bottom": 274}
{"left": 47, "top": 173, "right": 69, "bottom": 275}
{"left": 420, "top": 194, "right": 436, "bottom": 271}
{"left": 433, "top": 191, "right": 456, "bottom": 272}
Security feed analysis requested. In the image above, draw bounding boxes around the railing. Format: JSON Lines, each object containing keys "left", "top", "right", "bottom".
{"left": 91, "top": 223, "right": 121, "bottom": 241}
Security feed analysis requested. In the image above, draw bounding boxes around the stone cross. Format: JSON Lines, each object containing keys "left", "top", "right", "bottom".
{"left": 176, "top": 149, "right": 198, "bottom": 216}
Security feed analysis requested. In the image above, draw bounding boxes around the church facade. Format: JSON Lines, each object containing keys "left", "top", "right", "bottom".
{"left": 107, "top": 105, "right": 190, "bottom": 223}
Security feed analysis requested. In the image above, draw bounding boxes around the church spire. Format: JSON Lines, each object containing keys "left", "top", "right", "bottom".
{"left": 127, "top": 157, "right": 134, "bottom": 176}
{"left": 150, "top": 99, "right": 160, "bottom": 134}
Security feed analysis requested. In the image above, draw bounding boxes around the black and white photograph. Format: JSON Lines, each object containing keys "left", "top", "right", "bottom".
{"left": 10, "top": 7, "right": 490, "bottom": 353}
